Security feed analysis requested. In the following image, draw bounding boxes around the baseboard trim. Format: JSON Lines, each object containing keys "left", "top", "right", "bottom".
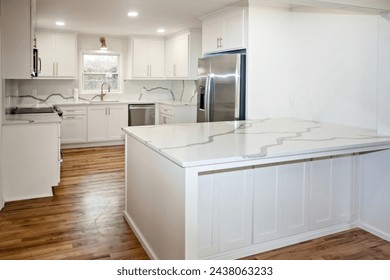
{"left": 61, "top": 140, "right": 124, "bottom": 149}
{"left": 123, "top": 210, "right": 158, "bottom": 260}
{"left": 358, "top": 223, "right": 390, "bottom": 243}
{"left": 202, "top": 223, "right": 356, "bottom": 260}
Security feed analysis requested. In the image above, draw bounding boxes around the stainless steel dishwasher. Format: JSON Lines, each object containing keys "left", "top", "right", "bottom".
{"left": 128, "top": 104, "right": 155, "bottom": 126}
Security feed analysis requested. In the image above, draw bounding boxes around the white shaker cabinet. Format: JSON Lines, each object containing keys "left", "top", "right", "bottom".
{"left": 309, "top": 156, "right": 356, "bottom": 230}
{"left": 202, "top": 7, "right": 247, "bottom": 54}
{"left": 165, "top": 31, "right": 202, "bottom": 80}
{"left": 197, "top": 168, "right": 253, "bottom": 258}
{"left": 131, "top": 38, "right": 165, "bottom": 79}
{"left": 159, "top": 103, "right": 196, "bottom": 125}
{"left": 87, "top": 104, "right": 127, "bottom": 142}
{"left": 60, "top": 105, "right": 87, "bottom": 144}
{"left": 2, "top": 122, "right": 61, "bottom": 201}
{"left": 1, "top": 0, "right": 36, "bottom": 79}
{"left": 36, "top": 32, "right": 77, "bottom": 78}
{"left": 253, "top": 162, "right": 309, "bottom": 244}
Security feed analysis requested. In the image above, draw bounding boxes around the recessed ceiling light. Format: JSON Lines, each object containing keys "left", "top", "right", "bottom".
{"left": 157, "top": 28, "right": 165, "bottom": 33}
{"left": 56, "top": 21, "right": 65, "bottom": 26}
{"left": 127, "top": 11, "right": 139, "bottom": 17}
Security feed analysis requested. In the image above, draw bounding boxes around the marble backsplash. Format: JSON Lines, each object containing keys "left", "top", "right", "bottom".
{"left": 5, "top": 79, "right": 197, "bottom": 106}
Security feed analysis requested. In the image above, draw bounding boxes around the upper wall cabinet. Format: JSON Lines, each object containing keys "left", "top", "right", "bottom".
{"left": 201, "top": 7, "right": 247, "bottom": 54}
{"left": 165, "top": 30, "right": 202, "bottom": 80}
{"left": 1, "top": 0, "right": 36, "bottom": 79}
{"left": 130, "top": 38, "right": 165, "bottom": 79}
{"left": 35, "top": 32, "right": 77, "bottom": 79}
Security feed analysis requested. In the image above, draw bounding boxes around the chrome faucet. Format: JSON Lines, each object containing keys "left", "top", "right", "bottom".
{"left": 100, "top": 82, "right": 111, "bottom": 101}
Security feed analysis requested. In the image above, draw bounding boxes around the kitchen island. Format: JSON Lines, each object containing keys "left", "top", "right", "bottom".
{"left": 123, "top": 118, "right": 390, "bottom": 259}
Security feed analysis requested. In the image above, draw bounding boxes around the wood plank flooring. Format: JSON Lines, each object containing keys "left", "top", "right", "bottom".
{"left": 0, "top": 145, "right": 149, "bottom": 260}
{"left": 0, "top": 145, "right": 390, "bottom": 260}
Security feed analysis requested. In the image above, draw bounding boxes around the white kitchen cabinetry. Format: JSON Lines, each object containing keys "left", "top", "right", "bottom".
{"left": 202, "top": 7, "right": 247, "bottom": 54}
{"left": 131, "top": 38, "right": 165, "bottom": 79}
{"left": 2, "top": 122, "right": 60, "bottom": 201}
{"left": 197, "top": 168, "right": 253, "bottom": 258}
{"left": 1, "top": 0, "right": 36, "bottom": 79}
{"left": 35, "top": 32, "right": 77, "bottom": 78}
{"left": 309, "top": 156, "right": 356, "bottom": 230}
{"left": 60, "top": 105, "right": 87, "bottom": 144}
{"left": 87, "top": 104, "right": 127, "bottom": 142}
{"left": 165, "top": 31, "right": 202, "bottom": 79}
{"left": 253, "top": 162, "right": 309, "bottom": 244}
{"left": 159, "top": 103, "right": 196, "bottom": 125}
{"left": 197, "top": 156, "right": 355, "bottom": 259}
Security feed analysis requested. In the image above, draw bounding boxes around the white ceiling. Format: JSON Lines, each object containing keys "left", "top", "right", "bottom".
{"left": 36, "top": 0, "right": 242, "bottom": 36}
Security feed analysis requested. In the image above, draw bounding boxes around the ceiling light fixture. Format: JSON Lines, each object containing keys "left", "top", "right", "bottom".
{"left": 127, "top": 11, "right": 139, "bottom": 17}
{"left": 100, "top": 37, "right": 108, "bottom": 50}
{"left": 157, "top": 28, "right": 166, "bottom": 33}
{"left": 55, "top": 21, "right": 65, "bottom": 26}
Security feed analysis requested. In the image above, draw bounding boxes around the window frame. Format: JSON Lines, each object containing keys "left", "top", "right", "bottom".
{"left": 79, "top": 50, "right": 123, "bottom": 94}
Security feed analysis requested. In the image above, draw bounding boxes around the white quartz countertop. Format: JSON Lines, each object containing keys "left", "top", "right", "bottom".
{"left": 3, "top": 113, "right": 62, "bottom": 125}
{"left": 123, "top": 118, "right": 390, "bottom": 167}
{"left": 159, "top": 101, "right": 196, "bottom": 106}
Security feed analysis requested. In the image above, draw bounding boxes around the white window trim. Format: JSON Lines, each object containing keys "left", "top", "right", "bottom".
{"left": 79, "top": 50, "right": 124, "bottom": 94}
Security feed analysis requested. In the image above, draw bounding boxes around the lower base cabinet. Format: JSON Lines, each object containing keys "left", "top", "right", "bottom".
{"left": 87, "top": 104, "right": 127, "bottom": 142}
{"left": 2, "top": 122, "right": 61, "bottom": 201}
{"left": 197, "top": 155, "right": 356, "bottom": 259}
{"left": 60, "top": 105, "right": 87, "bottom": 144}
{"left": 159, "top": 103, "right": 196, "bottom": 124}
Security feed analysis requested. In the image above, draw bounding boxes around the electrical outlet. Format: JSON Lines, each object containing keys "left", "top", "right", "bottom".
{"left": 32, "top": 89, "right": 37, "bottom": 96}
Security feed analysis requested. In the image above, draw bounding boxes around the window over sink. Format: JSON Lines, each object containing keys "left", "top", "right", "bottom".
{"left": 81, "top": 52, "right": 121, "bottom": 94}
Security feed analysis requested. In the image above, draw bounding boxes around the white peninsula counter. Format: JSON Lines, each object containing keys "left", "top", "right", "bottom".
{"left": 123, "top": 118, "right": 390, "bottom": 259}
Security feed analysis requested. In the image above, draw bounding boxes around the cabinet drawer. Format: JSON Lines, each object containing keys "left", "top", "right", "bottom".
{"left": 61, "top": 106, "right": 87, "bottom": 115}
{"left": 160, "top": 104, "right": 174, "bottom": 116}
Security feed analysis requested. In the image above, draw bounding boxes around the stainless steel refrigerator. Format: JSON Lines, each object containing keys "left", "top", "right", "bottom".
{"left": 197, "top": 53, "right": 246, "bottom": 122}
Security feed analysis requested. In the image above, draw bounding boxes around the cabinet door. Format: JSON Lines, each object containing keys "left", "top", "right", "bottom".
{"left": 165, "top": 38, "right": 175, "bottom": 77}
{"left": 61, "top": 115, "right": 87, "bottom": 144}
{"left": 202, "top": 19, "right": 223, "bottom": 54}
{"left": 253, "top": 162, "right": 309, "bottom": 244}
{"left": 197, "top": 168, "right": 253, "bottom": 258}
{"left": 1, "top": 0, "right": 33, "bottom": 79}
{"left": 217, "top": 168, "right": 253, "bottom": 253}
{"left": 87, "top": 105, "right": 108, "bottom": 142}
{"left": 309, "top": 156, "right": 354, "bottom": 230}
{"left": 55, "top": 34, "right": 77, "bottom": 77}
{"left": 222, "top": 9, "right": 246, "bottom": 51}
{"left": 159, "top": 113, "right": 174, "bottom": 125}
{"left": 132, "top": 39, "right": 149, "bottom": 78}
{"left": 36, "top": 33, "right": 56, "bottom": 77}
{"left": 174, "top": 35, "right": 189, "bottom": 78}
{"left": 165, "top": 34, "right": 189, "bottom": 78}
{"left": 107, "top": 105, "right": 128, "bottom": 141}
{"left": 148, "top": 39, "right": 165, "bottom": 78}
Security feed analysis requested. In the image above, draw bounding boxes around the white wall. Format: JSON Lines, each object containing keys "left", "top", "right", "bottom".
{"left": 247, "top": 5, "right": 383, "bottom": 131}
{"left": 290, "top": 10, "right": 378, "bottom": 129}
{"left": 377, "top": 13, "right": 390, "bottom": 135}
{"left": 247, "top": 5, "right": 292, "bottom": 119}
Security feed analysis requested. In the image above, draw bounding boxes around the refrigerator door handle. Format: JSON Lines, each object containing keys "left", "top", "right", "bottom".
{"left": 205, "top": 74, "right": 212, "bottom": 122}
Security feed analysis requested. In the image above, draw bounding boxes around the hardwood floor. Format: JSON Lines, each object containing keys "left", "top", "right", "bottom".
{"left": 0, "top": 145, "right": 149, "bottom": 260}
{"left": 241, "top": 228, "right": 390, "bottom": 260}
{"left": 0, "top": 145, "right": 389, "bottom": 260}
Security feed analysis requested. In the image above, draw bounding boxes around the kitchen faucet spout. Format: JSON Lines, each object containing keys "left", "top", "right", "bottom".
{"left": 100, "top": 82, "right": 111, "bottom": 101}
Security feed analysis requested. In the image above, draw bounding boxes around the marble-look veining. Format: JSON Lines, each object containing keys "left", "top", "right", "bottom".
{"left": 8, "top": 79, "right": 198, "bottom": 106}
{"left": 123, "top": 118, "right": 390, "bottom": 167}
